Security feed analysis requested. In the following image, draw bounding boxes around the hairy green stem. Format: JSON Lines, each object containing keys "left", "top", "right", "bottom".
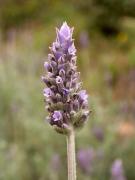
{"left": 67, "top": 127, "right": 76, "bottom": 180}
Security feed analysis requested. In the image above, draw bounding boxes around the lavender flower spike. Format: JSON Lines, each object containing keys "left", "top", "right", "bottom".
{"left": 42, "top": 22, "right": 89, "bottom": 134}
{"left": 111, "top": 159, "right": 126, "bottom": 180}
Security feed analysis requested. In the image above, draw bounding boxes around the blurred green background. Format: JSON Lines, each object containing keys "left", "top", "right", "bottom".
{"left": 0, "top": 0, "right": 135, "bottom": 179}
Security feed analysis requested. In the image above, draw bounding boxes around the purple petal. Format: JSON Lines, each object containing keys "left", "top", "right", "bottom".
{"left": 79, "top": 90, "right": 88, "bottom": 101}
{"left": 62, "top": 88, "right": 70, "bottom": 95}
{"left": 44, "top": 62, "right": 52, "bottom": 72}
{"left": 57, "top": 31, "right": 66, "bottom": 44}
{"left": 53, "top": 111, "right": 62, "bottom": 121}
{"left": 68, "top": 43, "right": 76, "bottom": 55}
{"left": 59, "top": 69, "right": 65, "bottom": 78}
{"left": 54, "top": 51, "right": 63, "bottom": 60}
{"left": 43, "top": 88, "right": 53, "bottom": 97}
{"left": 56, "top": 76, "right": 63, "bottom": 84}
{"left": 59, "top": 22, "right": 71, "bottom": 38}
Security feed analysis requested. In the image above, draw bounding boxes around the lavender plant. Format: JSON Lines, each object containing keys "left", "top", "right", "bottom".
{"left": 77, "top": 148, "right": 95, "bottom": 175}
{"left": 42, "top": 22, "right": 89, "bottom": 180}
{"left": 111, "top": 159, "right": 126, "bottom": 180}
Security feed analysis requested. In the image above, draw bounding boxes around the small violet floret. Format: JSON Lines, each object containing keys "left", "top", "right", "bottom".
{"left": 42, "top": 22, "right": 90, "bottom": 134}
{"left": 53, "top": 111, "right": 63, "bottom": 122}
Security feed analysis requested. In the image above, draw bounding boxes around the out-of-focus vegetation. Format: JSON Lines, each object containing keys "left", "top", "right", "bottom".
{"left": 73, "top": 0, "right": 135, "bottom": 35}
{"left": 0, "top": 0, "right": 135, "bottom": 180}
{"left": 1, "top": 0, "right": 135, "bottom": 34}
